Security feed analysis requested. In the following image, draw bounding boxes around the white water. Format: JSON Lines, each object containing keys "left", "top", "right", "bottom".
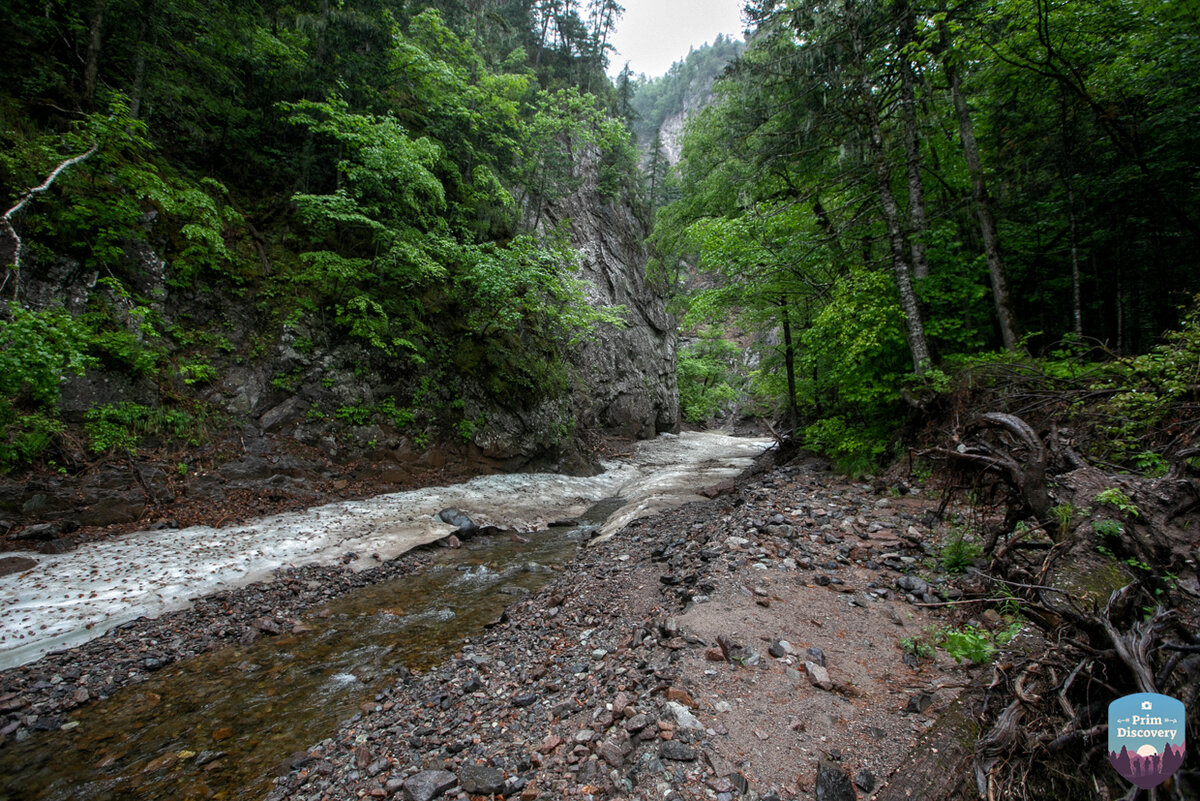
{"left": 0, "top": 431, "right": 769, "bottom": 670}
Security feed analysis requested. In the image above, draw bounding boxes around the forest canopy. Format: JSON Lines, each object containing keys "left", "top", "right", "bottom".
{"left": 653, "top": 0, "right": 1200, "bottom": 470}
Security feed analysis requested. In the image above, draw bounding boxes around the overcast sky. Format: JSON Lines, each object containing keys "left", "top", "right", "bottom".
{"left": 607, "top": 0, "right": 747, "bottom": 79}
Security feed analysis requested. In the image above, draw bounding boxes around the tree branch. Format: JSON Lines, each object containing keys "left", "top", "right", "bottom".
{"left": 1, "top": 142, "right": 101, "bottom": 294}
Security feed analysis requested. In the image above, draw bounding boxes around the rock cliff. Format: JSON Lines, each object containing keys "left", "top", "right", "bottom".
{"left": 0, "top": 155, "right": 677, "bottom": 532}
{"left": 544, "top": 156, "right": 679, "bottom": 442}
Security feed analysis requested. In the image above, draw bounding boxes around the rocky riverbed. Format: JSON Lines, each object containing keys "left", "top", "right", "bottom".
{"left": 260, "top": 456, "right": 979, "bottom": 801}
{"left": 1, "top": 448, "right": 986, "bottom": 800}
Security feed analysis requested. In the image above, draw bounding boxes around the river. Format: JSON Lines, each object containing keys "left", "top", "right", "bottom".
{"left": 0, "top": 431, "right": 769, "bottom": 800}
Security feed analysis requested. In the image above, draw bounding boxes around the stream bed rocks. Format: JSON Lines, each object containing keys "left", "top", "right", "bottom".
{"left": 263, "top": 459, "right": 971, "bottom": 801}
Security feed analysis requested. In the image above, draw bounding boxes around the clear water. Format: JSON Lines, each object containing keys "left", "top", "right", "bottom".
{"left": 0, "top": 518, "right": 597, "bottom": 801}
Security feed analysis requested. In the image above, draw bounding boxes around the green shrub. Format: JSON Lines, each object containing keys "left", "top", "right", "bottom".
{"left": 940, "top": 625, "right": 995, "bottom": 665}
{"left": 802, "top": 416, "right": 886, "bottom": 478}
{"left": 941, "top": 528, "right": 984, "bottom": 574}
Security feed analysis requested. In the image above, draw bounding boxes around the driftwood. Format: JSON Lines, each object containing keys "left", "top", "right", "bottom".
{"left": 925, "top": 413, "right": 1053, "bottom": 534}
{"left": 921, "top": 408, "right": 1200, "bottom": 799}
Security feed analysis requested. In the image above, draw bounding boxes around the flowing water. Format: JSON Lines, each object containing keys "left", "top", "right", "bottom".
{"left": 0, "top": 518, "right": 595, "bottom": 801}
{"left": 0, "top": 433, "right": 770, "bottom": 800}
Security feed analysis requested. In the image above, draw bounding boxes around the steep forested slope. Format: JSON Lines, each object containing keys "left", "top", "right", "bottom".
{"left": 0, "top": 0, "right": 674, "bottom": 502}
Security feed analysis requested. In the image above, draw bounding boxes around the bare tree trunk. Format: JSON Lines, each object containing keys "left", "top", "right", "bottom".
{"left": 942, "top": 27, "right": 1020, "bottom": 351}
{"left": 83, "top": 0, "right": 108, "bottom": 110}
{"left": 779, "top": 297, "right": 799, "bottom": 430}
{"left": 848, "top": 0, "right": 930, "bottom": 373}
{"left": 864, "top": 82, "right": 931, "bottom": 373}
{"left": 898, "top": 0, "right": 931, "bottom": 281}
{"left": 1067, "top": 179, "right": 1083, "bottom": 339}
{"left": 1, "top": 143, "right": 101, "bottom": 296}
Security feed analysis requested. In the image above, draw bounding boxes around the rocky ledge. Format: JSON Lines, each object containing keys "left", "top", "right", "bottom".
{"left": 263, "top": 456, "right": 980, "bottom": 801}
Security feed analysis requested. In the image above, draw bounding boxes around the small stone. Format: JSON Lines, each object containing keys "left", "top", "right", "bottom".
{"left": 855, "top": 767, "right": 876, "bottom": 793}
{"left": 624, "top": 713, "right": 649, "bottom": 733}
{"left": 905, "top": 692, "right": 934, "bottom": 714}
{"left": 768, "top": 640, "right": 794, "bottom": 659}
{"left": 402, "top": 769, "right": 458, "bottom": 801}
{"left": 660, "top": 741, "right": 696, "bottom": 762}
{"left": 816, "top": 757, "right": 856, "bottom": 801}
{"left": 805, "top": 661, "right": 833, "bottom": 691}
{"left": 664, "top": 701, "right": 704, "bottom": 730}
{"left": 665, "top": 686, "right": 697, "bottom": 708}
{"left": 806, "top": 647, "right": 826, "bottom": 667}
{"left": 458, "top": 764, "right": 504, "bottom": 795}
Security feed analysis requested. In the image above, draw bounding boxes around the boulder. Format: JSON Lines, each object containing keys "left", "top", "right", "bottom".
{"left": 437, "top": 509, "right": 478, "bottom": 539}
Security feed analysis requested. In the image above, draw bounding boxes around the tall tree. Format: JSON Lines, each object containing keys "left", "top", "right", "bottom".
{"left": 939, "top": 18, "right": 1019, "bottom": 351}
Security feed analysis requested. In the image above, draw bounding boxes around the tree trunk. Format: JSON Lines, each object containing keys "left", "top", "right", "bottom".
{"left": 864, "top": 82, "right": 931, "bottom": 373}
{"left": 941, "top": 27, "right": 1020, "bottom": 351}
{"left": 1067, "top": 179, "right": 1083, "bottom": 339}
{"left": 897, "top": 0, "right": 931, "bottom": 281}
{"left": 849, "top": 0, "right": 930, "bottom": 373}
{"left": 779, "top": 297, "right": 799, "bottom": 431}
{"left": 83, "top": 0, "right": 107, "bottom": 110}
{"left": 812, "top": 196, "right": 846, "bottom": 272}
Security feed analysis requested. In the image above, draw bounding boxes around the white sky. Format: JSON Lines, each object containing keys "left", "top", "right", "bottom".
{"left": 607, "top": 0, "right": 747, "bottom": 79}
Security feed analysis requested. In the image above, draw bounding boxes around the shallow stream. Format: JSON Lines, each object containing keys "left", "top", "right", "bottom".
{"left": 0, "top": 433, "right": 770, "bottom": 800}
{"left": 0, "top": 517, "right": 599, "bottom": 801}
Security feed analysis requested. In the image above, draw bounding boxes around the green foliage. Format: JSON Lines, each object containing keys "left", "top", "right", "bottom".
{"left": 1094, "top": 488, "right": 1139, "bottom": 517}
{"left": 1050, "top": 503, "right": 1078, "bottom": 532}
{"left": 939, "top": 625, "right": 996, "bottom": 665}
{"left": 83, "top": 402, "right": 202, "bottom": 454}
{"left": 940, "top": 528, "right": 984, "bottom": 574}
{"left": 0, "top": 304, "right": 95, "bottom": 409}
{"left": 802, "top": 417, "right": 887, "bottom": 478}
{"left": 898, "top": 635, "right": 934, "bottom": 660}
{"left": 0, "top": 412, "right": 64, "bottom": 471}
{"left": 335, "top": 405, "right": 374, "bottom": 427}
{"left": 1092, "top": 519, "right": 1124, "bottom": 541}
{"left": 178, "top": 360, "right": 217, "bottom": 386}
{"left": 677, "top": 331, "right": 744, "bottom": 423}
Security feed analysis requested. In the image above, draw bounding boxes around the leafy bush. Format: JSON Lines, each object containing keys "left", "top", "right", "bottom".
{"left": 940, "top": 625, "right": 996, "bottom": 665}
{"left": 802, "top": 416, "right": 887, "bottom": 478}
{"left": 83, "top": 402, "right": 203, "bottom": 454}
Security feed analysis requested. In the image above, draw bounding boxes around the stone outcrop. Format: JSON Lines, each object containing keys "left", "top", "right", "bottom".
{"left": 541, "top": 151, "right": 679, "bottom": 443}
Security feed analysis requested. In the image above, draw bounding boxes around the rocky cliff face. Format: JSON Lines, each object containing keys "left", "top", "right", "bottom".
{"left": 0, "top": 150, "right": 677, "bottom": 533}
{"left": 468, "top": 153, "right": 679, "bottom": 469}
{"left": 546, "top": 165, "right": 679, "bottom": 441}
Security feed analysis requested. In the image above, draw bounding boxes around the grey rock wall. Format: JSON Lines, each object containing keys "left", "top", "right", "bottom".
{"left": 540, "top": 153, "right": 679, "bottom": 442}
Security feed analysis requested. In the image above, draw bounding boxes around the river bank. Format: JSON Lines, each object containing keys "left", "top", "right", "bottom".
{"left": 0, "top": 436, "right": 980, "bottom": 800}
{"left": 262, "top": 455, "right": 975, "bottom": 801}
